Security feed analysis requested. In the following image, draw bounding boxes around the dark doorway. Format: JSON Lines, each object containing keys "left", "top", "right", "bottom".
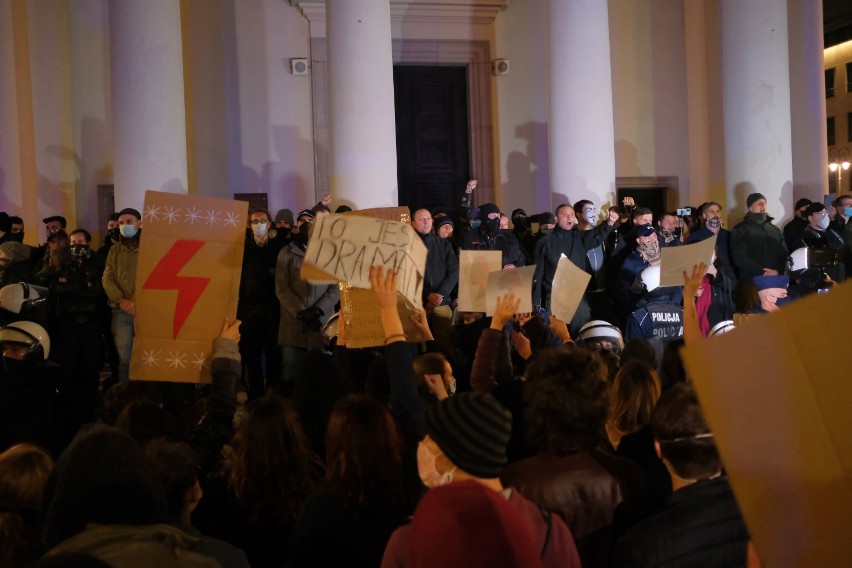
{"left": 394, "top": 65, "right": 470, "bottom": 214}
{"left": 617, "top": 187, "right": 669, "bottom": 222}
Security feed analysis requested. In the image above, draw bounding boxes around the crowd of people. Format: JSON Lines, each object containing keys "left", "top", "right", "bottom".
{"left": 1, "top": 184, "right": 848, "bottom": 566}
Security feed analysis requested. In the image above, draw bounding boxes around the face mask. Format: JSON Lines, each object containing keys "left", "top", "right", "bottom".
{"left": 583, "top": 208, "right": 597, "bottom": 224}
{"left": 109, "top": 227, "right": 120, "bottom": 241}
{"left": 252, "top": 222, "right": 268, "bottom": 238}
{"left": 844, "top": 207, "right": 852, "bottom": 218}
{"left": 660, "top": 228, "right": 673, "bottom": 240}
{"left": 70, "top": 244, "right": 90, "bottom": 257}
{"left": 2, "top": 355, "right": 31, "bottom": 375}
{"left": 512, "top": 218, "right": 529, "bottom": 233}
{"left": 0, "top": 258, "right": 10, "bottom": 268}
{"left": 416, "top": 441, "right": 456, "bottom": 488}
{"left": 484, "top": 217, "right": 501, "bottom": 237}
{"left": 706, "top": 217, "right": 721, "bottom": 230}
{"left": 120, "top": 224, "right": 138, "bottom": 239}
{"left": 294, "top": 228, "right": 309, "bottom": 247}
{"left": 470, "top": 219, "right": 480, "bottom": 229}
{"left": 447, "top": 379, "right": 456, "bottom": 395}
{"left": 747, "top": 212, "right": 768, "bottom": 223}
{"left": 8, "top": 232, "right": 23, "bottom": 243}
{"left": 638, "top": 240, "right": 661, "bottom": 264}
{"left": 278, "top": 226, "right": 291, "bottom": 238}
{"left": 774, "top": 295, "right": 792, "bottom": 308}
{"left": 816, "top": 215, "right": 830, "bottom": 230}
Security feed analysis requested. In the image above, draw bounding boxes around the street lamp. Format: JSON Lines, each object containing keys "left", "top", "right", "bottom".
{"left": 828, "top": 147, "right": 850, "bottom": 195}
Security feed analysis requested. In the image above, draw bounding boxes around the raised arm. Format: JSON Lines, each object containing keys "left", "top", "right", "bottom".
{"left": 471, "top": 294, "right": 519, "bottom": 393}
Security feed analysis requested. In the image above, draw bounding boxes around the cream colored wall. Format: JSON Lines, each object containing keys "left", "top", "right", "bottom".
{"left": 825, "top": 39, "right": 852, "bottom": 168}
{"left": 492, "top": 0, "right": 552, "bottom": 216}
{"left": 609, "top": 0, "right": 691, "bottom": 207}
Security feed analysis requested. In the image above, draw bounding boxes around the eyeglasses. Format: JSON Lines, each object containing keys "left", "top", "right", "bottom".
{"left": 250, "top": 220, "right": 269, "bottom": 225}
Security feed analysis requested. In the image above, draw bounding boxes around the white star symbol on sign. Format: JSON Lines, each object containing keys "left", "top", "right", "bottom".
{"left": 144, "top": 204, "right": 162, "bottom": 222}
{"left": 167, "top": 351, "right": 187, "bottom": 369}
{"left": 205, "top": 209, "right": 221, "bottom": 226}
{"left": 142, "top": 350, "right": 161, "bottom": 367}
{"left": 223, "top": 211, "right": 239, "bottom": 228}
{"left": 184, "top": 206, "right": 202, "bottom": 224}
{"left": 191, "top": 352, "right": 209, "bottom": 370}
{"left": 163, "top": 206, "right": 181, "bottom": 224}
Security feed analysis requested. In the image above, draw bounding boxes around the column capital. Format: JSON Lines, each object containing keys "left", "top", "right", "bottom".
{"left": 292, "top": 0, "right": 509, "bottom": 30}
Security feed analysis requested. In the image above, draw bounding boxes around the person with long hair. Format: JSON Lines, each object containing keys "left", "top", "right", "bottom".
{"left": 0, "top": 444, "right": 53, "bottom": 566}
{"left": 606, "top": 360, "right": 661, "bottom": 450}
{"left": 194, "top": 395, "right": 321, "bottom": 567}
{"left": 289, "top": 394, "right": 410, "bottom": 567}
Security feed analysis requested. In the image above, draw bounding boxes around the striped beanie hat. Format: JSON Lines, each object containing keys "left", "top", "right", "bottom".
{"left": 424, "top": 392, "right": 512, "bottom": 478}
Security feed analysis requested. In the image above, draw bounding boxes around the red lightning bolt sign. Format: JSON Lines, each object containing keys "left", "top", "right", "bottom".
{"left": 142, "top": 239, "right": 212, "bottom": 339}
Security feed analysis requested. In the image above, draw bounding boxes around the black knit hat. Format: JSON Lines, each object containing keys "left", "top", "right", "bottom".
{"left": 424, "top": 392, "right": 512, "bottom": 478}
{"left": 746, "top": 193, "right": 766, "bottom": 208}
{"left": 434, "top": 216, "right": 454, "bottom": 230}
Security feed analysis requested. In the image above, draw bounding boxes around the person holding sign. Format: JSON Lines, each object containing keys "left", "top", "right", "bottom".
{"left": 533, "top": 204, "right": 619, "bottom": 331}
{"left": 461, "top": 203, "right": 526, "bottom": 270}
{"left": 275, "top": 221, "right": 339, "bottom": 383}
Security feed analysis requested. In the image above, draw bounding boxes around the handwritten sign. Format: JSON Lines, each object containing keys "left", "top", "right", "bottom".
{"left": 681, "top": 281, "right": 852, "bottom": 567}
{"left": 485, "top": 266, "right": 536, "bottom": 316}
{"left": 339, "top": 284, "right": 426, "bottom": 348}
{"left": 550, "top": 255, "right": 591, "bottom": 323}
{"left": 301, "top": 213, "right": 426, "bottom": 308}
{"left": 130, "top": 191, "right": 247, "bottom": 383}
{"left": 458, "top": 250, "right": 502, "bottom": 312}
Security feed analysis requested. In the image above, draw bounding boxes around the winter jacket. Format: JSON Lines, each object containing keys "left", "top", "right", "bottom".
{"left": 729, "top": 213, "right": 788, "bottom": 282}
{"left": 275, "top": 242, "right": 339, "bottom": 348}
{"left": 102, "top": 238, "right": 140, "bottom": 307}
{"left": 613, "top": 476, "right": 749, "bottom": 567}
{"left": 418, "top": 231, "right": 459, "bottom": 306}
{"left": 461, "top": 228, "right": 526, "bottom": 268}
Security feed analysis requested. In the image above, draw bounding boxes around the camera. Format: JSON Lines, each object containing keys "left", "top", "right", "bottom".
{"left": 676, "top": 207, "right": 692, "bottom": 217}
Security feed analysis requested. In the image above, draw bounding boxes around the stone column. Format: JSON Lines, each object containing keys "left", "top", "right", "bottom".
{"left": 326, "top": 0, "right": 398, "bottom": 209}
{"left": 722, "top": 0, "right": 794, "bottom": 222}
{"left": 109, "top": 0, "right": 188, "bottom": 212}
{"left": 787, "top": 0, "right": 829, "bottom": 203}
{"left": 548, "top": 0, "right": 617, "bottom": 209}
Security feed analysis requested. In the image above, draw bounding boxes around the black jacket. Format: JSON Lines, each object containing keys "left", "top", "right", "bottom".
{"left": 613, "top": 476, "right": 749, "bottom": 567}
{"left": 730, "top": 213, "right": 788, "bottom": 282}
{"left": 532, "top": 223, "right": 614, "bottom": 308}
{"left": 237, "top": 232, "right": 286, "bottom": 322}
{"left": 461, "top": 228, "right": 526, "bottom": 268}
{"left": 418, "top": 231, "right": 458, "bottom": 306}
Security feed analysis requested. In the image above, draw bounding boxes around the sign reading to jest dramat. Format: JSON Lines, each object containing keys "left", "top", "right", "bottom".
{"left": 300, "top": 213, "right": 427, "bottom": 309}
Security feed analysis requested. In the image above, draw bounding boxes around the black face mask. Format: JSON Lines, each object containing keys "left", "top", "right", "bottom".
{"left": 294, "top": 228, "right": 309, "bottom": 248}
{"left": 109, "top": 227, "right": 121, "bottom": 241}
{"left": 513, "top": 218, "right": 529, "bottom": 233}
{"left": 8, "top": 232, "right": 24, "bottom": 243}
{"left": 70, "top": 244, "right": 90, "bottom": 258}
{"left": 278, "top": 227, "right": 291, "bottom": 238}
{"left": 484, "top": 217, "right": 501, "bottom": 237}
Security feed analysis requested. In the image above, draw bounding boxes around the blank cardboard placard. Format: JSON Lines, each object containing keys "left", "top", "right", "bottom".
{"left": 301, "top": 213, "right": 426, "bottom": 308}
{"left": 458, "top": 250, "right": 502, "bottom": 312}
{"left": 485, "top": 265, "right": 535, "bottom": 315}
{"left": 659, "top": 234, "right": 717, "bottom": 287}
{"left": 681, "top": 281, "right": 852, "bottom": 568}
{"left": 130, "top": 191, "right": 247, "bottom": 383}
{"left": 550, "top": 256, "right": 591, "bottom": 323}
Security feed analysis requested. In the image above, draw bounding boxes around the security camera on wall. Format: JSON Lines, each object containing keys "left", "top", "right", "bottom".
{"left": 492, "top": 59, "right": 510, "bottom": 76}
{"left": 290, "top": 58, "right": 310, "bottom": 76}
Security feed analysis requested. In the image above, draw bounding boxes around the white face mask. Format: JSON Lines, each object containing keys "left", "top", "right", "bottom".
{"left": 417, "top": 441, "right": 456, "bottom": 488}
{"left": 816, "top": 214, "right": 830, "bottom": 230}
{"left": 583, "top": 207, "right": 597, "bottom": 224}
{"left": 252, "top": 222, "right": 268, "bottom": 238}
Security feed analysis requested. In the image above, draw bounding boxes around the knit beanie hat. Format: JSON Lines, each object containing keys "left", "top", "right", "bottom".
{"left": 434, "top": 216, "right": 454, "bottom": 230}
{"left": 424, "top": 392, "right": 512, "bottom": 478}
{"left": 746, "top": 193, "right": 766, "bottom": 208}
{"left": 0, "top": 242, "right": 31, "bottom": 263}
{"left": 274, "top": 209, "right": 294, "bottom": 225}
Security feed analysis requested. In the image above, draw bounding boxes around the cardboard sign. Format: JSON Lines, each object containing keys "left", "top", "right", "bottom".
{"left": 550, "top": 255, "right": 591, "bottom": 323}
{"left": 485, "top": 265, "right": 536, "bottom": 316}
{"left": 301, "top": 213, "right": 426, "bottom": 308}
{"left": 658, "top": 234, "right": 717, "bottom": 287}
{"left": 458, "top": 250, "right": 502, "bottom": 312}
{"left": 130, "top": 191, "right": 247, "bottom": 383}
{"left": 338, "top": 284, "right": 426, "bottom": 348}
{"left": 681, "top": 281, "right": 852, "bottom": 567}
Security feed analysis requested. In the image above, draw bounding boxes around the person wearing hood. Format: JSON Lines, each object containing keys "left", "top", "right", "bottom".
{"left": 533, "top": 203, "right": 619, "bottom": 333}
{"left": 461, "top": 203, "right": 526, "bottom": 269}
{"left": 729, "top": 193, "right": 788, "bottom": 284}
{"left": 102, "top": 207, "right": 142, "bottom": 382}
